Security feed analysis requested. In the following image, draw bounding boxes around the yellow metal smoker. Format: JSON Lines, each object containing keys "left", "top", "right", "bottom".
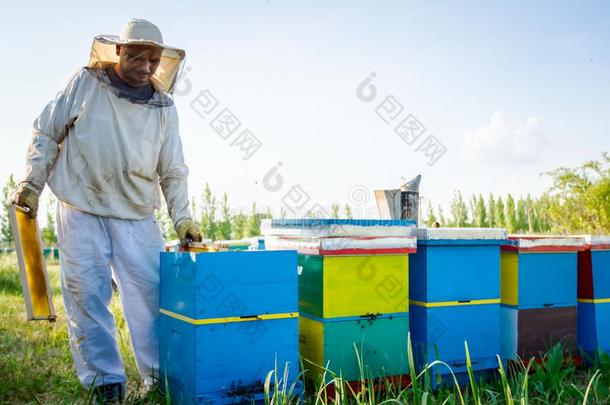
{"left": 8, "top": 204, "right": 56, "bottom": 322}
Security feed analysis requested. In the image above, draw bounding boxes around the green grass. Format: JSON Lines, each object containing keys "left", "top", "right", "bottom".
{"left": 0, "top": 254, "right": 161, "bottom": 404}
{"left": 1, "top": 253, "right": 610, "bottom": 404}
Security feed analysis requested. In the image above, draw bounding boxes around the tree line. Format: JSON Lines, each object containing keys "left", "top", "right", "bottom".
{"left": 425, "top": 192, "right": 551, "bottom": 233}
{"left": 0, "top": 180, "right": 273, "bottom": 246}
{"left": 1, "top": 152, "right": 608, "bottom": 246}
{"left": 154, "top": 183, "right": 271, "bottom": 242}
{"left": 425, "top": 152, "right": 610, "bottom": 234}
{"left": 154, "top": 184, "right": 354, "bottom": 242}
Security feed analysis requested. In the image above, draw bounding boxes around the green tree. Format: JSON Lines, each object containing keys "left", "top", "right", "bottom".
{"left": 217, "top": 193, "right": 232, "bottom": 240}
{"left": 200, "top": 183, "right": 217, "bottom": 239}
{"left": 487, "top": 194, "right": 496, "bottom": 228}
{"left": 505, "top": 194, "right": 517, "bottom": 233}
{"left": 331, "top": 203, "right": 340, "bottom": 219}
{"left": 42, "top": 195, "right": 58, "bottom": 246}
{"left": 231, "top": 212, "right": 247, "bottom": 239}
{"left": 1, "top": 175, "right": 17, "bottom": 245}
{"left": 425, "top": 201, "right": 437, "bottom": 227}
{"left": 516, "top": 198, "right": 528, "bottom": 232}
{"left": 495, "top": 196, "right": 506, "bottom": 228}
{"left": 190, "top": 197, "right": 198, "bottom": 221}
{"left": 437, "top": 205, "right": 446, "bottom": 226}
{"left": 155, "top": 205, "right": 177, "bottom": 241}
{"left": 468, "top": 195, "right": 477, "bottom": 226}
{"left": 534, "top": 197, "right": 551, "bottom": 233}
{"left": 344, "top": 204, "right": 353, "bottom": 219}
{"left": 541, "top": 152, "right": 610, "bottom": 233}
{"left": 525, "top": 194, "right": 537, "bottom": 233}
{"left": 244, "top": 202, "right": 261, "bottom": 237}
{"left": 474, "top": 194, "right": 488, "bottom": 228}
{"left": 449, "top": 191, "right": 469, "bottom": 227}
{"left": 264, "top": 208, "right": 273, "bottom": 219}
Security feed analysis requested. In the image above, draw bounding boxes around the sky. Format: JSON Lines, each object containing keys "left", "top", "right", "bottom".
{"left": 0, "top": 1, "right": 608, "bottom": 221}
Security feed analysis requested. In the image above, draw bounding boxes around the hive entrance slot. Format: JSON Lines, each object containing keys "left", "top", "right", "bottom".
{"left": 239, "top": 314, "right": 261, "bottom": 320}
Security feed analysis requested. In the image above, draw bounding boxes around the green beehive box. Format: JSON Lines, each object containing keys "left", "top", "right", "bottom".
{"left": 299, "top": 313, "right": 409, "bottom": 381}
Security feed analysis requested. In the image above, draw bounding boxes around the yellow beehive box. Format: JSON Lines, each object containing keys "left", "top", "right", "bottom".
{"left": 299, "top": 254, "right": 409, "bottom": 318}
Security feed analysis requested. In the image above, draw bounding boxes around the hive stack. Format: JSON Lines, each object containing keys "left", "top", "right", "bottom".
{"left": 500, "top": 236, "right": 585, "bottom": 359}
{"left": 408, "top": 228, "right": 506, "bottom": 386}
{"left": 577, "top": 236, "right": 610, "bottom": 362}
{"left": 263, "top": 219, "right": 416, "bottom": 382}
{"left": 159, "top": 250, "right": 300, "bottom": 404}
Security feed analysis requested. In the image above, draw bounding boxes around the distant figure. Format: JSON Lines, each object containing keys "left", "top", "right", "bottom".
{"left": 433, "top": 221, "right": 441, "bottom": 228}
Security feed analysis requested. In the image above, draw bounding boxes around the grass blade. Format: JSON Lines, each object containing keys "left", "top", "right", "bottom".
{"left": 582, "top": 369, "right": 600, "bottom": 405}
{"left": 464, "top": 340, "right": 480, "bottom": 405}
{"left": 407, "top": 332, "right": 420, "bottom": 404}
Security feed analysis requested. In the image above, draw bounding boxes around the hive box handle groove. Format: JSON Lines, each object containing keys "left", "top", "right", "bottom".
{"left": 240, "top": 314, "right": 262, "bottom": 320}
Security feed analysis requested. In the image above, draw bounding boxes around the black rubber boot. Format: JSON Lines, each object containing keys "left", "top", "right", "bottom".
{"left": 93, "top": 382, "right": 125, "bottom": 404}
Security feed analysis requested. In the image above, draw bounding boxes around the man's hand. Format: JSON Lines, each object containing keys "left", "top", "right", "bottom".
{"left": 175, "top": 219, "right": 203, "bottom": 247}
{"left": 11, "top": 184, "right": 40, "bottom": 218}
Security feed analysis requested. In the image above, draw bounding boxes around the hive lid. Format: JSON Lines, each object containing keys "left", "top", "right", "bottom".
{"left": 413, "top": 227, "right": 508, "bottom": 241}
{"left": 261, "top": 219, "right": 415, "bottom": 238}
{"left": 505, "top": 235, "right": 586, "bottom": 252}
{"left": 583, "top": 235, "right": 610, "bottom": 249}
{"left": 264, "top": 219, "right": 415, "bottom": 228}
{"left": 265, "top": 235, "right": 417, "bottom": 255}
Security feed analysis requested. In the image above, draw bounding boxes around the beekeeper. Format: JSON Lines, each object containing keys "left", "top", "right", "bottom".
{"left": 12, "top": 18, "right": 202, "bottom": 402}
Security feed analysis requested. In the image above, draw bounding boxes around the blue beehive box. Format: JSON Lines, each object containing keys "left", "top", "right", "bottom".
{"left": 160, "top": 250, "right": 300, "bottom": 404}
{"left": 578, "top": 302, "right": 610, "bottom": 358}
{"left": 577, "top": 236, "right": 610, "bottom": 361}
{"left": 501, "top": 236, "right": 584, "bottom": 359}
{"left": 409, "top": 228, "right": 506, "bottom": 385}
{"left": 501, "top": 236, "right": 584, "bottom": 310}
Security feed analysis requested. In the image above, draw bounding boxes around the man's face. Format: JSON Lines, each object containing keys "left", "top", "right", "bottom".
{"left": 115, "top": 45, "right": 163, "bottom": 87}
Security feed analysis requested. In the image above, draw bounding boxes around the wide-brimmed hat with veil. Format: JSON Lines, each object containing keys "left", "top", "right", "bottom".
{"left": 88, "top": 18, "right": 185, "bottom": 94}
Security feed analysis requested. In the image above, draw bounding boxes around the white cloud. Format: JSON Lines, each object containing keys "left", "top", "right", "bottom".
{"left": 463, "top": 111, "right": 547, "bottom": 164}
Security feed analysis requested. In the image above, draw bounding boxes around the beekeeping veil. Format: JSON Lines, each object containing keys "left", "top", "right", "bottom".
{"left": 88, "top": 18, "right": 185, "bottom": 94}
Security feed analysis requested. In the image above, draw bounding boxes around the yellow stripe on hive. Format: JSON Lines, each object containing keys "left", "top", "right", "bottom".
{"left": 578, "top": 298, "right": 610, "bottom": 304}
{"left": 409, "top": 299, "right": 500, "bottom": 308}
{"left": 299, "top": 316, "right": 325, "bottom": 377}
{"left": 159, "top": 308, "right": 299, "bottom": 325}
{"left": 500, "top": 252, "right": 519, "bottom": 306}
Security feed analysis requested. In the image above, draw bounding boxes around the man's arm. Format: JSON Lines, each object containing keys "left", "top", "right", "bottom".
{"left": 157, "top": 105, "right": 202, "bottom": 245}
{"left": 25, "top": 69, "right": 84, "bottom": 192}
{"left": 13, "top": 69, "right": 84, "bottom": 216}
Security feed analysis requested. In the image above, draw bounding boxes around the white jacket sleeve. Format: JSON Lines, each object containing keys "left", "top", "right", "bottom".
{"left": 158, "top": 104, "right": 192, "bottom": 227}
{"left": 23, "top": 69, "right": 84, "bottom": 194}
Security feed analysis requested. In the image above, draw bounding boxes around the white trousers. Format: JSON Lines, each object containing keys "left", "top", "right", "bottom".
{"left": 56, "top": 202, "right": 165, "bottom": 388}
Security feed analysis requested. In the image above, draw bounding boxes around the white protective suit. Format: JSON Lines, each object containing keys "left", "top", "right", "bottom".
{"left": 57, "top": 200, "right": 165, "bottom": 387}
{"left": 21, "top": 65, "right": 191, "bottom": 387}
{"left": 18, "top": 18, "right": 191, "bottom": 389}
{"left": 23, "top": 66, "right": 190, "bottom": 226}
